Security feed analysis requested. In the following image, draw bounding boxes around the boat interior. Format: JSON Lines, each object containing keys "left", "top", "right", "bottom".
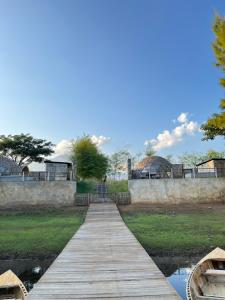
{"left": 0, "top": 286, "right": 24, "bottom": 300}
{"left": 191, "top": 259, "right": 225, "bottom": 299}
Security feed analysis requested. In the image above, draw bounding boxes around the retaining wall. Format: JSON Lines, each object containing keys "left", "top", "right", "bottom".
{"left": 129, "top": 178, "right": 225, "bottom": 204}
{"left": 0, "top": 181, "right": 76, "bottom": 208}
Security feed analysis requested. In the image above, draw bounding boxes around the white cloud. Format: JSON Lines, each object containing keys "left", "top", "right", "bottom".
{"left": 177, "top": 112, "right": 188, "bottom": 123}
{"left": 90, "top": 135, "right": 111, "bottom": 147}
{"left": 53, "top": 139, "right": 73, "bottom": 157}
{"left": 145, "top": 113, "right": 200, "bottom": 151}
{"left": 52, "top": 135, "right": 111, "bottom": 158}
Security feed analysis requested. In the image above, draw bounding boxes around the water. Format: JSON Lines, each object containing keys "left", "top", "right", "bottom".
{"left": 153, "top": 256, "right": 201, "bottom": 300}
{"left": 167, "top": 267, "right": 192, "bottom": 299}
{"left": 0, "top": 255, "right": 200, "bottom": 298}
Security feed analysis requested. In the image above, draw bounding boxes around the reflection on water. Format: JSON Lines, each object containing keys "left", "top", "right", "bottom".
{"left": 167, "top": 267, "right": 191, "bottom": 300}
{"left": 0, "top": 255, "right": 201, "bottom": 298}
{"left": 153, "top": 256, "right": 201, "bottom": 300}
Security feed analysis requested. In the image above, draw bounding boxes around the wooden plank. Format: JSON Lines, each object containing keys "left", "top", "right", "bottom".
{"left": 28, "top": 203, "right": 180, "bottom": 299}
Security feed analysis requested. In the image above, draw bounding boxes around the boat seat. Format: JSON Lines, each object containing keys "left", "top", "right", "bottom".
{"left": 204, "top": 269, "right": 225, "bottom": 276}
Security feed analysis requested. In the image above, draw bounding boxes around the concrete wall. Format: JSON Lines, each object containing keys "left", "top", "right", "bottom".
{"left": 129, "top": 178, "right": 225, "bottom": 204}
{"left": 0, "top": 181, "right": 76, "bottom": 208}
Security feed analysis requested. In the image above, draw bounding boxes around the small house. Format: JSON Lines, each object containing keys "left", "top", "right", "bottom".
{"left": 44, "top": 160, "right": 74, "bottom": 180}
{"left": 196, "top": 158, "right": 225, "bottom": 177}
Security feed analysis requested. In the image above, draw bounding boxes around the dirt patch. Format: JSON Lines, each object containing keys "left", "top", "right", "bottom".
{"left": 0, "top": 252, "right": 58, "bottom": 260}
{"left": 0, "top": 206, "right": 86, "bottom": 215}
{"left": 119, "top": 202, "right": 225, "bottom": 214}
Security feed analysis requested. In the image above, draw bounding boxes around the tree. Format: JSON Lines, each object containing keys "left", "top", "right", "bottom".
{"left": 108, "top": 150, "right": 130, "bottom": 179}
{"left": 0, "top": 134, "right": 54, "bottom": 166}
{"left": 71, "top": 136, "right": 108, "bottom": 180}
{"left": 201, "top": 15, "right": 225, "bottom": 140}
{"left": 145, "top": 145, "right": 156, "bottom": 157}
{"left": 179, "top": 152, "right": 204, "bottom": 168}
{"left": 131, "top": 152, "right": 144, "bottom": 168}
{"left": 179, "top": 149, "right": 225, "bottom": 167}
{"left": 204, "top": 149, "right": 225, "bottom": 159}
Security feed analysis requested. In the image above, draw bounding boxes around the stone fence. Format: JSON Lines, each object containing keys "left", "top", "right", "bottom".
{"left": 129, "top": 178, "right": 225, "bottom": 204}
{"left": 0, "top": 181, "right": 76, "bottom": 208}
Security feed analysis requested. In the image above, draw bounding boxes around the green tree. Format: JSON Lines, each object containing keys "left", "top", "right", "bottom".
{"left": 203, "top": 149, "right": 225, "bottom": 159}
{"left": 0, "top": 134, "right": 54, "bottom": 166}
{"left": 201, "top": 15, "right": 225, "bottom": 140}
{"left": 71, "top": 136, "right": 108, "bottom": 180}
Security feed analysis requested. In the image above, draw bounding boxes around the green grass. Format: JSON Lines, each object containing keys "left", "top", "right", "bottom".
{"left": 122, "top": 211, "right": 225, "bottom": 255}
{"left": 107, "top": 180, "right": 128, "bottom": 193}
{"left": 0, "top": 208, "right": 87, "bottom": 255}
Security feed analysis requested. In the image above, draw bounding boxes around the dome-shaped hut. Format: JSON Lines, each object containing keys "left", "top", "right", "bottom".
{"left": 136, "top": 156, "right": 172, "bottom": 179}
{"left": 0, "top": 156, "right": 22, "bottom": 175}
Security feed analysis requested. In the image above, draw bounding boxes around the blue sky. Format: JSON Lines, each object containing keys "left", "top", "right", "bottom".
{"left": 0, "top": 0, "right": 224, "bottom": 158}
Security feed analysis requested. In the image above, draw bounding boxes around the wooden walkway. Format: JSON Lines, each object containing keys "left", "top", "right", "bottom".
{"left": 28, "top": 203, "right": 180, "bottom": 299}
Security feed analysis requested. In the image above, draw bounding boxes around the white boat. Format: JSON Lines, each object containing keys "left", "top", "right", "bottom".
{"left": 0, "top": 270, "right": 27, "bottom": 299}
{"left": 186, "top": 247, "right": 225, "bottom": 300}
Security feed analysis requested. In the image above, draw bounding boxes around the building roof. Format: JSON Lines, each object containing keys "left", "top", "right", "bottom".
{"left": 136, "top": 156, "right": 172, "bottom": 170}
{"left": 196, "top": 158, "right": 225, "bottom": 166}
{"left": 44, "top": 160, "right": 72, "bottom": 166}
{"left": 0, "top": 156, "right": 22, "bottom": 173}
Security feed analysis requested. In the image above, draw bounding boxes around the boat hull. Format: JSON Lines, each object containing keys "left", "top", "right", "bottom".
{"left": 186, "top": 248, "right": 225, "bottom": 300}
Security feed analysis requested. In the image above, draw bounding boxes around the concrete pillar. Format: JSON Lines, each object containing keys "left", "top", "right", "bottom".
{"left": 128, "top": 159, "right": 132, "bottom": 180}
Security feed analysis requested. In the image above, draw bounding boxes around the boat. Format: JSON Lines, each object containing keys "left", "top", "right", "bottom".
{"left": 186, "top": 247, "right": 225, "bottom": 300}
{"left": 0, "top": 270, "right": 27, "bottom": 299}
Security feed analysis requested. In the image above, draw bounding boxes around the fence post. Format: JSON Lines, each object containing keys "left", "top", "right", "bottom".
{"left": 215, "top": 167, "right": 218, "bottom": 178}
{"left": 127, "top": 158, "right": 132, "bottom": 180}
{"left": 193, "top": 168, "right": 196, "bottom": 178}
{"left": 22, "top": 172, "right": 25, "bottom": 182}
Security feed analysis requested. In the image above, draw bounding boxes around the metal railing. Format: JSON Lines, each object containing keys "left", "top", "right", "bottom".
{"left": 0, "top": 171, "right": 75, "bottom": 182}
{"left": 130, "top": 168, "right": 225, "bottom": 179}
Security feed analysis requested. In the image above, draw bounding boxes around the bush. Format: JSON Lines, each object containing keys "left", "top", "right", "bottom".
{"left": 77, "top": 180, "right": 97, "bottom": 193}
{"left": 107, "top": 180, "right": 128, "bottom": 193}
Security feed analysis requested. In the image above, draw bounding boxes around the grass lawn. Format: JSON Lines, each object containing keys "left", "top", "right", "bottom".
{"left": 0, "top": 207, "right": 87, "bottom": 257}
{"left": 120, "top": 203, "right": 225, "bottom": 256}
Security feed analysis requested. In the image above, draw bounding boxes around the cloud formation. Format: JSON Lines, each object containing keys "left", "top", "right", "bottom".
{"left": 90, "top": 135, "right": 111, "bottom": 147}
{"left": 53, "top": 135, "right": 111, "bottom": 158}
{"left": 145, "top": 113, "right": 200, "bottom": 151}
{"left": 54, "top": 139, "right": 72, "bottom": 157}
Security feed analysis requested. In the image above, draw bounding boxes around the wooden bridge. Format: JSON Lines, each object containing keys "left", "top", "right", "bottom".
{"left": 28, "top": 203, "right": 180, "bottom": 299}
